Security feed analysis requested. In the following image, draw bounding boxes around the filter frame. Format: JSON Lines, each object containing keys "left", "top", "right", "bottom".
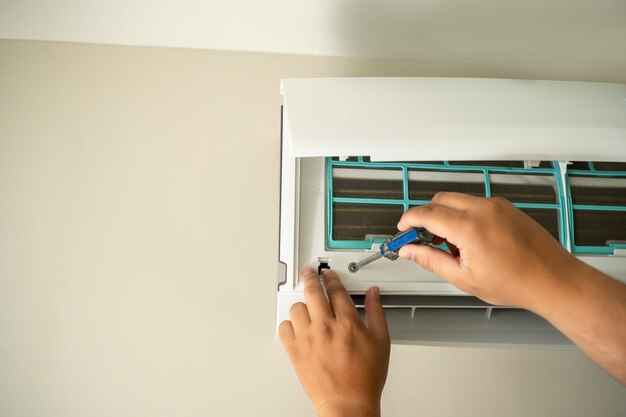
{"left": 566, "top": 162, "right": 626, "bottom": 254}
{"left": 326, "top": 157, "right": 567, "bottom": 250}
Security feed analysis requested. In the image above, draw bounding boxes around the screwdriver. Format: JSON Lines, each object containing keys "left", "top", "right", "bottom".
{"left": 348, "top": 227, "right": 437, "bottom": 273}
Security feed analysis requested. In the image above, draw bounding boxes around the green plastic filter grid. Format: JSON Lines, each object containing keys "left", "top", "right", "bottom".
{"left": 326, "top": 157, "right": 568, "bottom": 251}
{"left": 566, "top": 162, "right": 626, "bottom": 255}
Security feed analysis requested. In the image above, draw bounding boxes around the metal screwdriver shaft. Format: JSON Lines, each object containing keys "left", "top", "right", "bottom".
{"left": 348, "top": 252, "right": 383, "bottom": 273}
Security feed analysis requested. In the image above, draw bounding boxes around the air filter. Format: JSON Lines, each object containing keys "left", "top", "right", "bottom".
{"left": 327, "top": 157, "right": 565, "bottom": 250}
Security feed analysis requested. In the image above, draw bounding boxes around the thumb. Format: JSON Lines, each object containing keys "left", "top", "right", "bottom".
{"left": 365, "top": 287, "right": 390, "bottom": 350}
{"left": 398, "top": 244, "right": 462, "bottom": 284}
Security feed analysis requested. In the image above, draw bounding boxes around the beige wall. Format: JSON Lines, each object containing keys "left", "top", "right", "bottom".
{"left": 0, "top": 39, "right": 624, "bottom": 417}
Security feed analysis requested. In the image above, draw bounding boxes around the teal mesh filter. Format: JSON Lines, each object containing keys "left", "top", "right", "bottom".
{"left": 326, "top": 158, "right": 567, "bottom": 250}
{"left": 566, "top": 162, "right": 626, "bottom": 254}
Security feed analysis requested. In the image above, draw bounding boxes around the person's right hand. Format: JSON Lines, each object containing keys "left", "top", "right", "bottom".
{"left": 397, "top": 192, "right": 579, "bottom": 312}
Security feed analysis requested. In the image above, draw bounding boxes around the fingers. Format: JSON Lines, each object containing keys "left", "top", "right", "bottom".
{"left": 365, "top": 287, "right": 390, "bottom": 350}
{"left": 398, "top": 244, "right": 464, "bottom": 286}
{"left": 431, "top": 191, "right": 478, "bottom": 210}
{"left": 322, "top": 270, "right": 360, "bottom": 321}
{"left": 289, "top": 302, "right": 311, "bottom": 334}
{"left": 278, "top": 320, "right": 295, "bottom": 344}
{"left": 301, "top": 267, "right": 334, "bottom": 321}
{"left": 278, "top": 320, "right": 298, "bottom": 363}
{"left": 397, "top": 204, "right": 466, "bottom": 243}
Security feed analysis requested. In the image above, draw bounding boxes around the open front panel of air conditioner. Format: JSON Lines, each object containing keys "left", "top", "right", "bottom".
{"left": 277, "top": 78, "right": 626, "bottom": 347}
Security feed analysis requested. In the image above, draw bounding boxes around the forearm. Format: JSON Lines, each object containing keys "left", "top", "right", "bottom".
{"left": 531, "top": 258, "right": 626, "bottom": 384}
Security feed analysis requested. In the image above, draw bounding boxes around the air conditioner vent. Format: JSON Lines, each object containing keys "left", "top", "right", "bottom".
{"left": 350, "top": 295, "right": 571, "bottom": 347}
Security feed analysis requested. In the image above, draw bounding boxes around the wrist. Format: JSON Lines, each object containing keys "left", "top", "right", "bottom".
{"left": 317, "top": 400, "right": 381, "bottom": 417}
{"left": 525, "top": 254, "right": 589, "bottom": 319}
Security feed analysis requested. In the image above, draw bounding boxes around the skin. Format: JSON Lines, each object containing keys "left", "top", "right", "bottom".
{"left": 279, "top": 268, "right": 389, "bottom": 417}
{"left": 280, "top": 192, "right": 626, "bottom": 416}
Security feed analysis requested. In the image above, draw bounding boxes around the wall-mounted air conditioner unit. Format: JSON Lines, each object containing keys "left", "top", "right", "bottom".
{"left": 277, "top": 78, "right": 626, "bottom": 347}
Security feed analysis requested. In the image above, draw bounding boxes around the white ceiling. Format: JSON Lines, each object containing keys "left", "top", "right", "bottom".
{"left": 1, "top": 0, "right": 625, "bottom": 80}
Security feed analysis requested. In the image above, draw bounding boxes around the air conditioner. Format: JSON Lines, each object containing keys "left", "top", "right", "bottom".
{"left": 276, "top": 78, "right": 626, "bottom": 347}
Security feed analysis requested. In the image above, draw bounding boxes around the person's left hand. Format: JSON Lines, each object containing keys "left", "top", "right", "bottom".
{"left": 279, "top": 268, "right": 390, "bottom": 417}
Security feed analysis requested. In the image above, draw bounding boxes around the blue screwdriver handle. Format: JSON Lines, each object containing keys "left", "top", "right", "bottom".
{"left": 348, "top": 227, "right": 438, "bottom": 273}
{"left": 380, "top": 227, "right": 436, "bottom": 258}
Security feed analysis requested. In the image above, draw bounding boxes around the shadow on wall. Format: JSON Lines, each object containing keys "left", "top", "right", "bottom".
{"left": 331, "top": 0, "right": 626, "bottom": 82}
